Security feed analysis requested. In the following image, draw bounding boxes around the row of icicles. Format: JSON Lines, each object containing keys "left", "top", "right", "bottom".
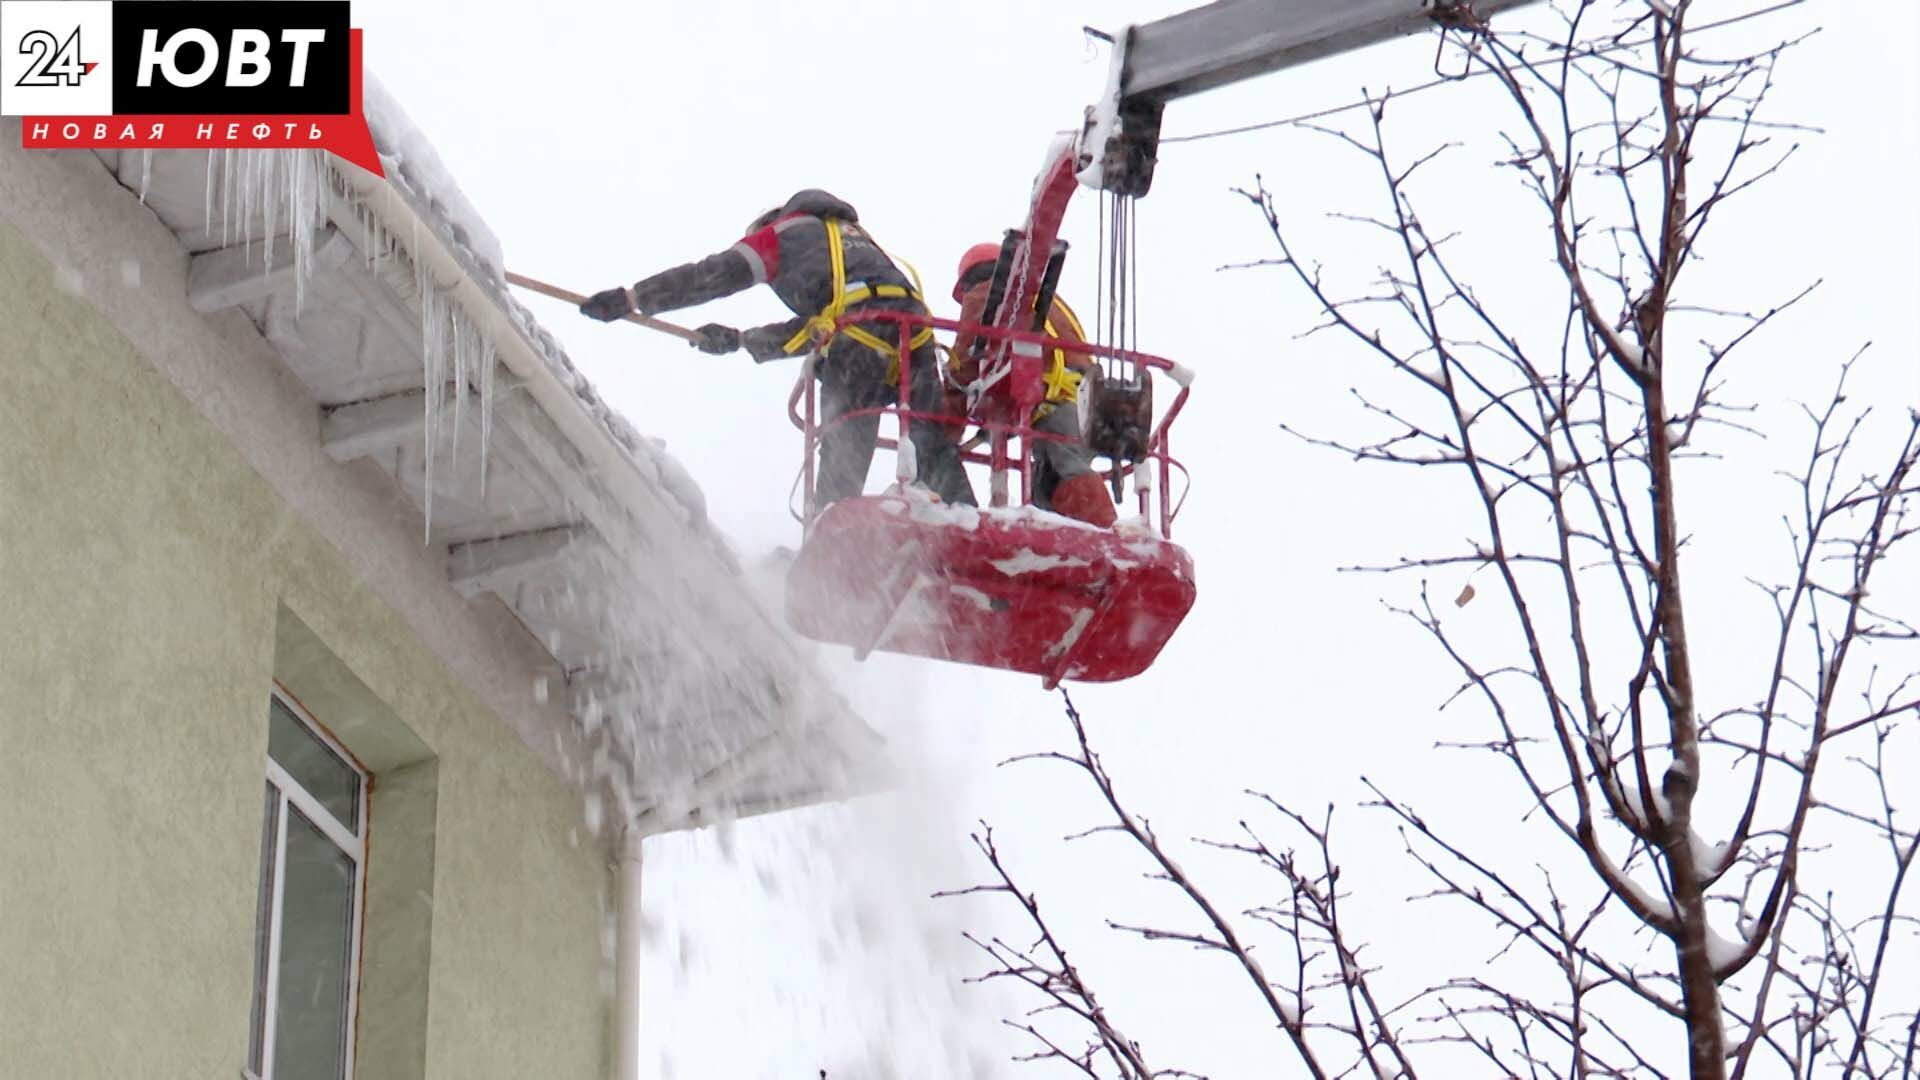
{"left": 195, "top": 147, "right": 498, "bottom": 541}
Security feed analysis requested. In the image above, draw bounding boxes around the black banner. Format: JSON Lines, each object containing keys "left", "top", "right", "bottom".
{"left": 111, "top": 1, "right": 349, "bottom": 115}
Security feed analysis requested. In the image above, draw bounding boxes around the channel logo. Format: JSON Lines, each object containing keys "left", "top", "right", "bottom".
{"left": 1, "top": 1, "right": 381, "bottom": 175}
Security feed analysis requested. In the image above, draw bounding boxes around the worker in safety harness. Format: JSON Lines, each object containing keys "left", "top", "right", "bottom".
{"left": 578, "top": 189, "right": 976, "bottom": 513}
{"left": 945, "top": 243, "right": 1117, "bottom": 528}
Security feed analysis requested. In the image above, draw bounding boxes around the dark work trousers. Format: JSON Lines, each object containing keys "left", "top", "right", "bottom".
{"left": 1030, "top": 400, "right": 1099, "bottom": 510}
{"left": 813, "top": 338, "right": 977, "bottom": 512}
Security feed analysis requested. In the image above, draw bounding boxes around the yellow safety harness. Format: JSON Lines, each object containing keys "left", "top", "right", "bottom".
{"left": 782, "top": 218, "right": 936, "bottom": 385}
{"left": 1038, "top": 299, "right": 1089, "bottom": 409}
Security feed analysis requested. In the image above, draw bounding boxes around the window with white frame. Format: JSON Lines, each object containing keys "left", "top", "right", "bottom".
{"left": 248, "top": 690, "right": 368, "bottom": 1080}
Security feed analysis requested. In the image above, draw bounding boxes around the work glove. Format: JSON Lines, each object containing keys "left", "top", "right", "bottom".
{"left": 580, "top": 286, "right": 635, "bottom": 322}
{"left": 691, "top": 323, "right": 741, "bottom": 356}
{"left": 741, "top": 325, "right": 793, "bottom": 362}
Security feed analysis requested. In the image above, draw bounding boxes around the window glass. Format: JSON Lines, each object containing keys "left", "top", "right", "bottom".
{"left": 269, "top": 697, "right": 360, "bottom": 832}
{"left": 271, "top": 807, "right": 356, "bottom": 1080}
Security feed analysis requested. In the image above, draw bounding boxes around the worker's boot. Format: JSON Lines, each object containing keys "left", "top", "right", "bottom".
{"left": 1049, "top": 472, "right": 1117, "bottom": 528}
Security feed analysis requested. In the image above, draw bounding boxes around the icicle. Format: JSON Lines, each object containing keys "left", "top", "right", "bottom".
{"left": 260, "top": 151, "right": 279, "bottom": 283}
{"left": 286, "top": 153, "right": 303, "bottom": 309}
{"left": 418, "top": 261, "right": 446, "bottom": 542}
{"left": 239, "top": 149, "right": 256, "bottom": 255}
{"left": 219, "top": 149, "right": 233, "bottom": 249}
{"left": 450, "top": 307, "right": 470, "bottom": 469}
{"left": 202, "top": 150, "right": 216, "bottom": 237}
{"left": 138, "top": 151, "right": 153, "bottom": 206}
{"left": 229, "top": 149, "right": 241, "bottom": 250}
{"left": 286, "top": 150, "right": 322, "bottom": 315}
{"left": 202, "top": 149, "right": 328, "bottom": 313}
{"left": 230, "top": 151, "right": 242, "bottom": 252}
{"left": 240, "top": 148, "right": 253, "bottom": 251}
{"left": 299, "top": 152, "right": 315, "bottom": 312}
{"left": 355, "top": 196, "right": 380, "bottom": 272}
{"left": 237, "top": 148, "right": 250, "bottom": 251}
{"left": 478, "top": 335, "right": 497, "bottom": 497}
{"left": 306, "top": 155, "right": 326, "bottom": 299}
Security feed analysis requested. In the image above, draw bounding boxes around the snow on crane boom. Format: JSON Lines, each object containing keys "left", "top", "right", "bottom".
{"left": 1081, "top": 0, "right": 1542, "bottom": 197}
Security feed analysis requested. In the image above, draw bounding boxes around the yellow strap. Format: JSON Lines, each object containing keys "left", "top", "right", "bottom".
{"left": 895, "top": 254, "right": 927, "bottom": 301}
{"left": 1038, "top": 298, "right": 1088, "bottom": 404}
{"left": 782, "top": 218, "right": 927, "bottom": 372}
{"left": 782, "top": 219, "right": 852, "bottom": 354}
{"left": 842, "top": 283, "right": 916, "bottom": 306}
{"left": 841, "top": 324, "right": 935, "bottom": 354}
{"left": 861, "top": 222, "right": 928, "bottom": 300}
{"left": 1053, "top": 298, "right": 1087, "bottom": 341}
{"left": 840, "top": 323, "right": 935, "bottom": 386}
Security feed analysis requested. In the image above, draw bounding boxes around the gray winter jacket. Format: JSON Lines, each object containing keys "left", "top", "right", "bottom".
{"left": 627, "top": 189, "right": 927, "bottom": 363}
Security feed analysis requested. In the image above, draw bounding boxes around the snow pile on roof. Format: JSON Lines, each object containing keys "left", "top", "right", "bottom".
{"left": 362, "top": 76, "right": 504, "bottom": 277}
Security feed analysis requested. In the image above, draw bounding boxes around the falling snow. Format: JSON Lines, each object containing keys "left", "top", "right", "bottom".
{"left": 214, "top": 123, "right": 828, "bottom": 857}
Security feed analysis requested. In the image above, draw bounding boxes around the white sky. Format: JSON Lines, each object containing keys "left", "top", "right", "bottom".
{"left": 357, "top": 2, "right": 1918, "bottom": 1075}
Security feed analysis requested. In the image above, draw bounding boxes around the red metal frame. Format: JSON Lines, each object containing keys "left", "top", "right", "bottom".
{"left": 786, "top": 309, "right": 1192, "bottom": 538}
{"left": 785, "top": 135, "right": 1204, "bottom": 535}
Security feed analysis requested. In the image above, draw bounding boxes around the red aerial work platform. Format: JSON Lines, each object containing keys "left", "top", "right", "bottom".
{"left": 782, "top": 294, "right": 1197, "bottom": 688}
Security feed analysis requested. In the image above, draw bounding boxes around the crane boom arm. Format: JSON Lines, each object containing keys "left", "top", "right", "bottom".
{"left": 1081, "top": 0, "right": 1540, "bottom": 195}
{"left": 1120, "top": 0, "right": 1534, "bottom": 104}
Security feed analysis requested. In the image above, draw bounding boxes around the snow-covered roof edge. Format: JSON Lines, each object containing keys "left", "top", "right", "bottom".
{"left": 339, "top": 78, "right": 889, "bottom": 828}
{"left": 359, "top": 76, "right": 732, "bottom": 572}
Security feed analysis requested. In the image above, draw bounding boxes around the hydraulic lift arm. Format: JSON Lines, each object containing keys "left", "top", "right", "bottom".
{"left": 1081, "top": 0, "right": 1540, "bottom": 196}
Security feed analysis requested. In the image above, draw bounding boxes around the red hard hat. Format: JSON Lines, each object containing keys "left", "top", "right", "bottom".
{"left": 953, "top": 242, "right": 1001, "bottom": 302}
